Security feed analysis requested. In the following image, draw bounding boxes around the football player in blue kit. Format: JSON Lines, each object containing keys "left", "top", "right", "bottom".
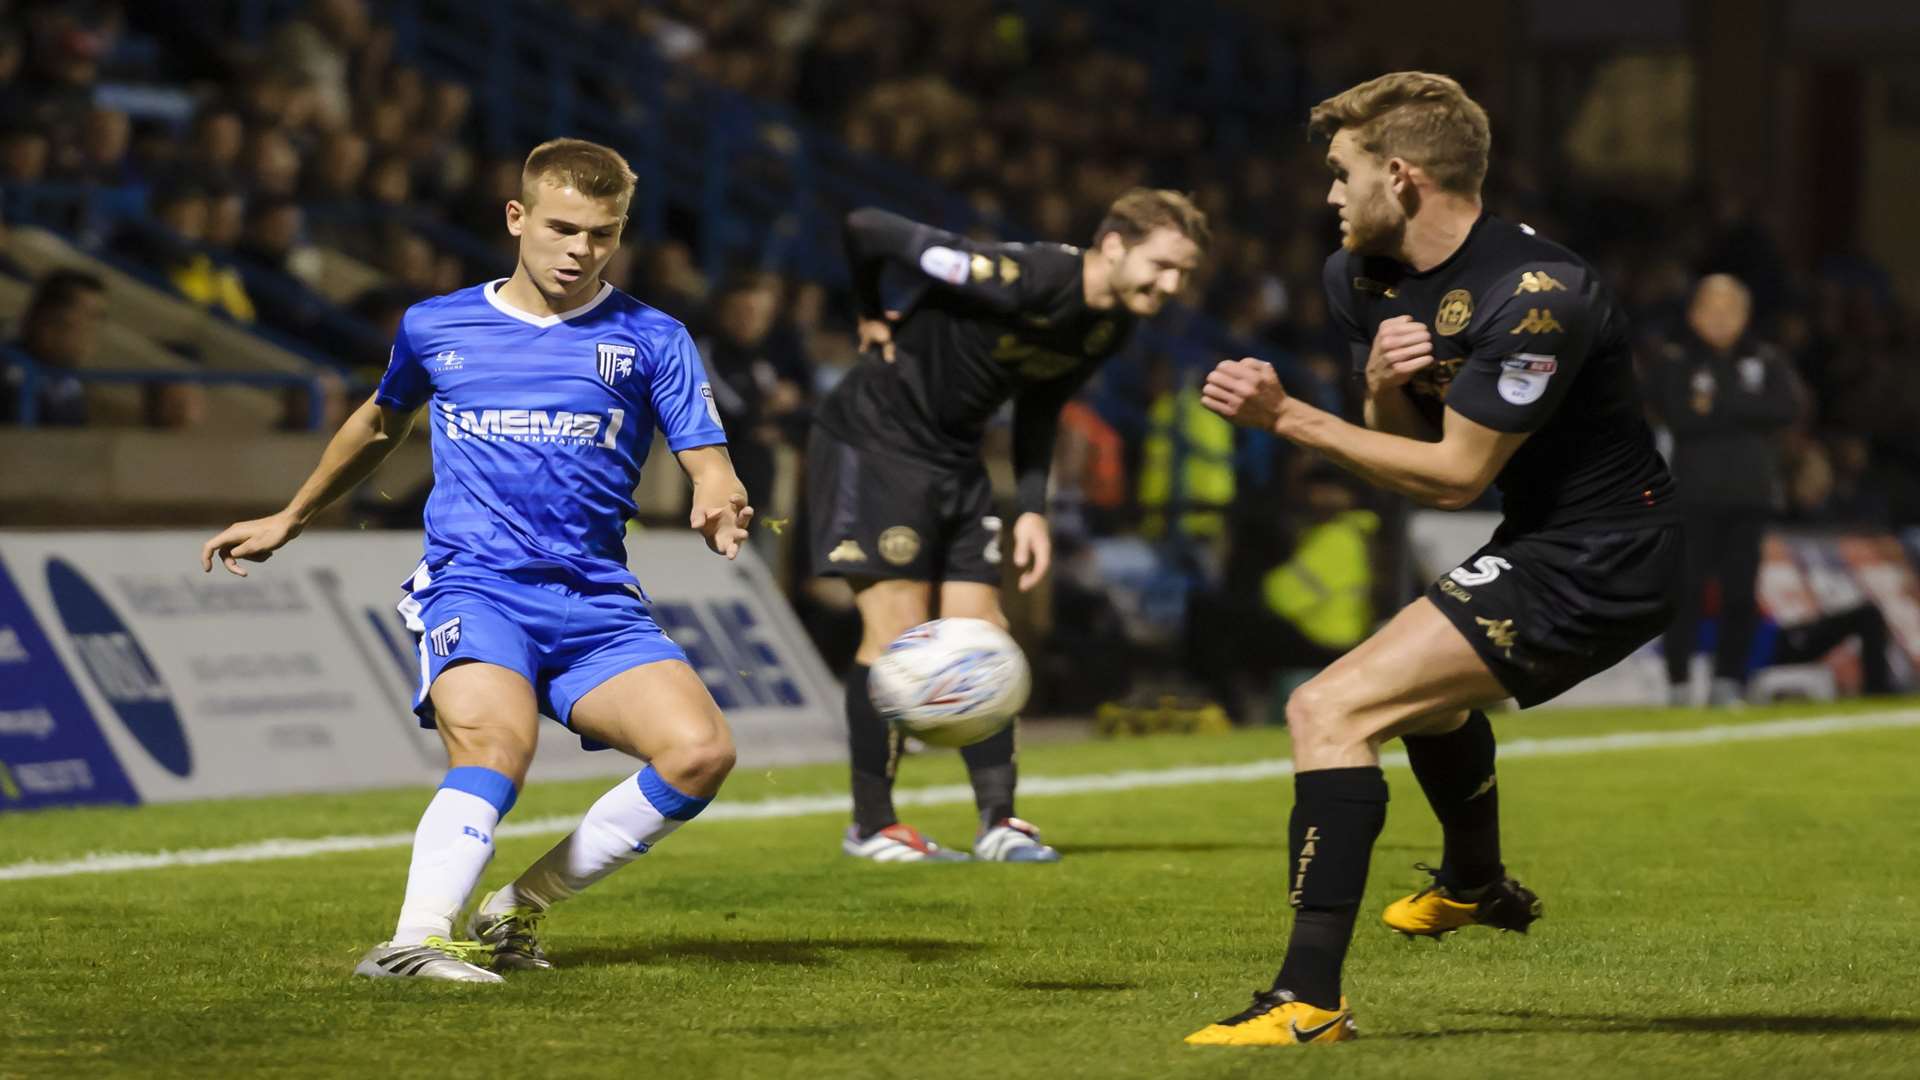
{"left": 200, "top": 139, "right": 752, "bottom": 982}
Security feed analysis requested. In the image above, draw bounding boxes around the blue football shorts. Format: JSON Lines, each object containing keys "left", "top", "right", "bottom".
{"left": 398, "top": 560, "right": 688, "bottom": 750}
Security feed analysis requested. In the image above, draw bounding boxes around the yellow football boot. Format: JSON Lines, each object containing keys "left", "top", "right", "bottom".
{"left": 1382, "top": 863, "right": 1542, "bottom": 938}
{"left": 1184, "top": 989, "right": 1356, "bottom": 1046}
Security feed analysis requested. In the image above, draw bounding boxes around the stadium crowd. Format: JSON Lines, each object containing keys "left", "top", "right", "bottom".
{"left": 2, "top": 0, "right": 1915, "bottom": 694}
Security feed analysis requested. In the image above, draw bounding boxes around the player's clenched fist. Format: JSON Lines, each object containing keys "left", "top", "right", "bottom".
{"left": 1200, "top": 357, "right": 1288, "bottom": 432}
{"left": 1365, "top": 315, "right": 1435, "bottom": 394}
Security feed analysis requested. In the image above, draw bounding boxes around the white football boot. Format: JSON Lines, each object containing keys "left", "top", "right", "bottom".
{"left": 353, "top": 937, "right": 503, "bottom": 983}
{"left": 841, "top": 823, "right": 970, "bottom": 862}
{"left": 973, "top": 817, "right": 1061, "bottom": 862}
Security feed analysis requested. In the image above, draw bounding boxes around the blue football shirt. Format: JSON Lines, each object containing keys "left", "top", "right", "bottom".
{"left": 375, "top": 279, "right": 727, "bottom": 588}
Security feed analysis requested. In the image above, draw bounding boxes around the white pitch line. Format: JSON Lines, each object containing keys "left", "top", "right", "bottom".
{"left": 3, "top": 708, "right": 1917, "bottom": 883}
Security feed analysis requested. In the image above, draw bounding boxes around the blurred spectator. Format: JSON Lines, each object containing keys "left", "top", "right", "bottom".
{"left": 363, "top": 154, "right": 413, "bottom": 208}
{"left": 205, "top": 186, "right": 246, "bottom": 250}
{"left": 0, "top": 124, "right": 50, "bottom": 184}
{"left": 304, "top": 129, "right": 370, "bottom": 201}
{"left": 77, "top": 107, "right": 133, "bottom": 185}
{"left": 1, "top": 269, "right": 107, "bottom": 426}
{"left": 1187, "top": 465, "right": 1378, "bottom": 713}
{"left": 1137, "top": 355, "right": 1235, "bottom": 544}
{"left": 265, "top": 0, "right": 371, "bottom": 129}
{"left": 245, "top": 128, "right": 303, "bottom": 198}
{"left": 636, "top": 239, "right": 709, "bottom": 320}
{"left": 1648, "top": 275, "right": 1802, "bottom": 706}
{"left": 277, "top": 367, "right": 350, "bottom": 432}
{"left": 697, "top": 271, "right": 810, "bottom": 510}
{"left": 186, "top": 105, "right": 246, "bottom": 185}
{"left": 236, "top": 196, "right": 308, "bottom": 277}
{"left": 142, "top": 381, "right": 209, "bottom": 429}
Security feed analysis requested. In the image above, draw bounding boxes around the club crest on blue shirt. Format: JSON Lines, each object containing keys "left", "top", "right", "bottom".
{"left": 596, "top": 342, "right": 636, "bottom": 385}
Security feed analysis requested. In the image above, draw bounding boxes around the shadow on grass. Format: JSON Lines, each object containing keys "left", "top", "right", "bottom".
{"left": 563, "top": 935, "right": 981, "bottom": 969}
{"left": 1054, "top": 841, "right": 1275, "bottom": 855}
{"left": 1407, "top": 1010, "right": 1920, "bottom": 1038}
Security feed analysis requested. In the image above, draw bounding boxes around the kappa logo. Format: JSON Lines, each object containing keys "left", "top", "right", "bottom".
{"left": 0, "top": 627, "right": 26, "bottom": 663}
{"left": 1510, "top": 308, "right": 1565, "bottom": 336}
{"left": 596, "top": 342, "right": 636, "bottom": 385}
{"left": 429, "top": 616, "right": 461, "bottom": 657}
{"left": 982, "top": 515, "right": 1004, "bottom": 566}
{"left": 432, "top": 350, "right": 464, "bottom": 371}
{"left": 1515, "top": 271, "right": 1566, "bottom": 295}
{"left": 1353, "top": 276, "right": 1398, "bottom": 298}
{"left": 461, "top": 825, "right": 491, "bottom": 845}
{"left": 827, "top": 539, "right": 868, "bottom": 564}
{"left": 1449, "top": 555, "right": 1511, "bottom": 587}
{"left": 971, "top": 253, "right": 994, "bottom": 282}
{"left": 1476, "top": 616, "right": 1518, "bottom": 655}
{"left": 1467, "top": 773, "right": 1498, "bottom": 800}
{"left": 998, "top": 255, "right": 1021, "bottom": 284}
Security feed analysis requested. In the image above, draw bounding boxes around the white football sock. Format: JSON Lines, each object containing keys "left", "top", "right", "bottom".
{"left": 486, "top": 766, "right": 710, "bottom": 914}
{"left": 392, "top": 767, "right": 518, "bottom": 945}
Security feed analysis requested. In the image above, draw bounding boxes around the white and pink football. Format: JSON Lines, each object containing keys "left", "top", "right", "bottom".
{"left": 868, "top": 618, "right": 1031, "bottom": 748}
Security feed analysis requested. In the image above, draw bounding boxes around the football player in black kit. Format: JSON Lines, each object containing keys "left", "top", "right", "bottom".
{"left": 813, "top": 190, "right": 1208, "bottom": 863}
{"left": 1186, "top": 73, "right": 1681, "bottom": 1045}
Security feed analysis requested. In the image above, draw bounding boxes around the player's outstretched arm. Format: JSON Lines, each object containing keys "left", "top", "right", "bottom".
{"left": 199, "top": 396, "right": 416, "bottom": 576}
{"left": 843, "top": 207, "right": 1027, "bottom": 322}
{"left": 676, "top": 445, "right": 753, "bottom": 560}
{"left": 1201, "top": 358, "right": 1525, "bottom": 510}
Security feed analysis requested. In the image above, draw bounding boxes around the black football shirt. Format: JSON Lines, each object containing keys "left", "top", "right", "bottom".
{"left": 817, "top": 208, "right": 1134, "bottom": 514}
{"left": 1324, "top": 214, "right": 1675, "bottom": 532}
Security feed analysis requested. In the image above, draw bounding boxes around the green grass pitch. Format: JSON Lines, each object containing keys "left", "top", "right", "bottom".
{"left": 4, "top": 699, "right": 1919, "bottom": 1079}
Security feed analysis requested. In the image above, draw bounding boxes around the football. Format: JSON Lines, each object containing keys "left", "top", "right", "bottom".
{"left": 868, "top": 618, "right": 1031, "bottom": 748}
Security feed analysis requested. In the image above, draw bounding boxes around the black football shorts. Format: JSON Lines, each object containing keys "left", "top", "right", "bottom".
{"left": 1426, "top": 521, "right": 1683, "bottom": 707}
{"left": 805, "top": 426, "right": 1004, "bottom": 585}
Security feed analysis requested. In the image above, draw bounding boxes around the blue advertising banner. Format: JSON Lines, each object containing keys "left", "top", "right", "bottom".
{"left": 0, "top": 553, "right": 138, "bottom": 810}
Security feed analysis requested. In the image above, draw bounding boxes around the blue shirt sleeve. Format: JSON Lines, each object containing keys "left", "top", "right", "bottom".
{"left": 650, "top": 325, "right": 728, "bottom": 451}
{"left": 373, "top": 312, "right": 431, "bottom": 411}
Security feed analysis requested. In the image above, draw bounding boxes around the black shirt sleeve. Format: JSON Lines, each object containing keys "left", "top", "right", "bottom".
{"left": 1321, "top": 252, "right": 1372, "bottom": 376}
{"left": 843, "top": 207, "right": 1049, "bottom": 321}
{"left": 1011, "top": 363, "right": 1102, "bottom": 516}
{"left": 1444, "top": 263, "right": 1595, "bottom": 434}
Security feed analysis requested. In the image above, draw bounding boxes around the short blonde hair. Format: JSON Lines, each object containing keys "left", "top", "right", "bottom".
{"left": 1094, "top": 188, "right": 1212, "bottom": 251}
{"left": 521, "top": 137, "right": 636, "bottom": 205}
{"left": 1308, "top": 72, "right": 1491, "bottom": 195}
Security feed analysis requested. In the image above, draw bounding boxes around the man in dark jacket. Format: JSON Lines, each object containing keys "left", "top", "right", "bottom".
{"left": 1649, "top": 274, "right": 1802, "bottom": 705}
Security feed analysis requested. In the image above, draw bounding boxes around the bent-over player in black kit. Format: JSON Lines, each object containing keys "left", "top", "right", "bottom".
{"left": 813, "top": 190, "right": 1208, "bottom": 863}
{"left": 1185, "top": 73, "right": 1680, "bottom": 1046}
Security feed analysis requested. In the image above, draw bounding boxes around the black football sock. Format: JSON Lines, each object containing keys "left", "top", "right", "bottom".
{"left": 1272, "top": 766, "right": 1389, "bottom": 1010}
{"left": 1402, "top": 710, "right": 1503, "bottom": 893}
{"left": 960, "top": 722, "right": 1017, "bottom": 829}
{"left": 845, "top": 663, "right": 902, "bottom": 837}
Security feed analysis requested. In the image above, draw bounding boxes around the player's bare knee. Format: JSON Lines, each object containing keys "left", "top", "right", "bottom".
{"left": 656, "top": 730, "right": 735, "bottom": 794}
{"left": 438, "top": 719, "right": 535, "bottom": 785}
{"left": 1283, "top": 683, "right": 1371, "bottom": 761}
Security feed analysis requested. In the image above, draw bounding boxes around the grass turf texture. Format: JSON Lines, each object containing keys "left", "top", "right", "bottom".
{"left": 3, "top": 699, "right": 1918, "bottom": 1079}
